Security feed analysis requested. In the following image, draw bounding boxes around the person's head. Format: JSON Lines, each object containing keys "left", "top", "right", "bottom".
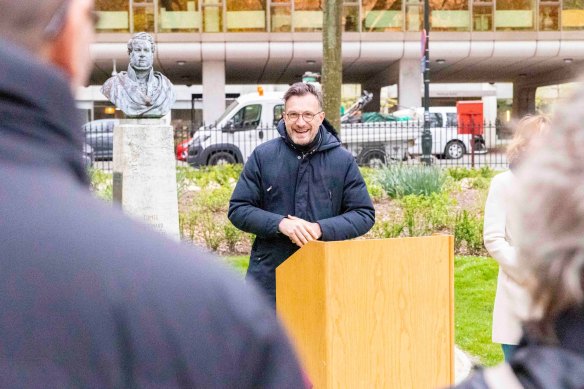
{"left": 283, "top": 82, "right": 325, "bottom": 146}
{"left": 507, "top": 114, "right": 551, "bottom": 166}
{"left": 0, "top": 0, "right": 96, "bottom": 90}
{"left": 513, "top": 100, "right": 584, "bottom": 340}
{"left": 128, "top": 32, "right": 155, "bottom": 71}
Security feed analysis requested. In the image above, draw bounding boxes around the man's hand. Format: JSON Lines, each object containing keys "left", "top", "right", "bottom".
{"left": 278, "top": 215, "right": 322, "bottom": 247}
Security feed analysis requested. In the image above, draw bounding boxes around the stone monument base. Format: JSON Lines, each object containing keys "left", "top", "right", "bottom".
{"left": 113, "top": 118, "right": 180, "bottom": 241}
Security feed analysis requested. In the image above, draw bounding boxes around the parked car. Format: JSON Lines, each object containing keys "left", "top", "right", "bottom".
{"left": 176, "top": 137, "right": 192, "bottom": 161}
{"left": 408, "top": 107, "right": 487, "bottom": 159}
{"left": 82, "top": 119, "right": 118, "bottom": 161}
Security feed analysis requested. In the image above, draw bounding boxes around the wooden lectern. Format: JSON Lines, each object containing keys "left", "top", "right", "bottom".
{"left": 276, "top": 236, "right": 454, "bottom": 388}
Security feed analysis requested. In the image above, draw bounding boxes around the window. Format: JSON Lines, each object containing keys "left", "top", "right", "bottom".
{"left": 95, "top": 0, "right": 130, "bottom": 32}
{"left": 446, "top": 113, "right": 458, "bottom": 127}
{"left": 495, "top": 0, "right": 535, "bottom": 31}
{"left": 562, "top": 0, "right": 584, "bottom": 30}
{"left": 361, "top": 0, "right": 402, "bottom": 32}
{"left": 428, "top": 112, "right": 443, "bottom": 127}
{"left": 473, "top": 0, "right": 493, "bottom": 31}
{"left": 273, "top": 105, "right": 284, "bottom": 126}
{"left": 232, "top": 104, "right": 262, "bottom": 129}
{"left": 430, "top": 0, "right": 469, "bottom": 32}
{"left": 159, "top": 0, "right": 201, "bottom": 32}
{"left": 227, "top": 0, "right": 266, "bottom": 32}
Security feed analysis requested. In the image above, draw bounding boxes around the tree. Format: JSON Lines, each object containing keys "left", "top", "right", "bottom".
{"left": 322, "top": 0, "right": 343, "bottom": 131}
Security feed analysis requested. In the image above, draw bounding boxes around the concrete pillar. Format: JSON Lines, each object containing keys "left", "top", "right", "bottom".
{"left": 398, "top": 58, "right": 422, "bottom": 110}
{"left": 202, "top": 60, "right": 225, "bottom": 125}
{"left": 481, "top": 85, "right": 498, "bottom": 148}
{"left": 512, "top": 83, "right": 536, "bottom": 119}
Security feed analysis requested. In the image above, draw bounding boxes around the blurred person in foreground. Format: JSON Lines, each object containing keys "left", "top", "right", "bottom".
{"left": 483, "top": 115, "right": 550, "bottom": 361}
{"left": 456, "top": 106, "right": 584, "bottom": 387}
{"left": 0, "top": 0, "right": 305, "bottom": 387}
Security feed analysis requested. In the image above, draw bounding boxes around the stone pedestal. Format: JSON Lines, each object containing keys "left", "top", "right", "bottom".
{"left": 113, "top": 119, "right": 180, "bottom": 241}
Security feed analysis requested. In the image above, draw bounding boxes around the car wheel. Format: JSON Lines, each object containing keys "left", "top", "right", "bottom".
{"left": 360, "top": 150, "right": 387, "bottom": 168}
{"left": 444, "top": 141, "right": 465, "bottom": 159}
{"left": 208, "top": 151, "right": 236, "bottom": 165}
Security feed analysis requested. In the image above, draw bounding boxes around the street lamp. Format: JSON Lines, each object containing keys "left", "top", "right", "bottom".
{"left": 421, "top": 0, "right": 432, "bottom": 165}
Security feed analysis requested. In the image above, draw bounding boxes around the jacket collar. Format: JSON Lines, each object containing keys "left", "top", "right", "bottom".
{"left": 0, "top": 39, "right": 88, "bottom": 185}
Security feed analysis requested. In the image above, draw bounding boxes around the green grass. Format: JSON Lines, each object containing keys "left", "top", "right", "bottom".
{"left": 224, "top": 254, "right": 503, "bottom": 367}
{"left": 225, "top": 255, "right": 249, "bottom": 276}
{"left": 455, "top": 255, "right": 503, "bottom": 366}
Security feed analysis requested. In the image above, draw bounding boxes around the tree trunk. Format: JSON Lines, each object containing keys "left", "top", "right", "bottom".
{"left": 322, "top": 0, "right": 343, "bottom": 132}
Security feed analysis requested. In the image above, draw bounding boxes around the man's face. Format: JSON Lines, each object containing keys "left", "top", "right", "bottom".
{"left": 284, "top": 93, "right": 325, "bottom": 146}
{"left": 129, "top": 39, "right": 154, "bottom": 71}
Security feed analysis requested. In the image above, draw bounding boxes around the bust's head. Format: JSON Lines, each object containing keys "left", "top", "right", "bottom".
{"left": 127, "top": 32, "right": 155, "bottom": 71}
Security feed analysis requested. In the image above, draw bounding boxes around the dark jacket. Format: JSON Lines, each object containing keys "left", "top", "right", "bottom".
{"left": 228, "top": 119, "right": 375, "bottom": 304}
{"left": 0, "top": 40, "right": 305, "bottom": 388}
{"left": 455, "top": 307, "right": 584, "bottom": 389}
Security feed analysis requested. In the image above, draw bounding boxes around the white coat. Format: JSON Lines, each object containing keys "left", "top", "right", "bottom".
{"left": 483, "top": 171, "right": 532, "bottom": 345}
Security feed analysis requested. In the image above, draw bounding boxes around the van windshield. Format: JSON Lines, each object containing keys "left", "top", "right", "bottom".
{"left": 212, "top": 100, "right": 239, "bottom": 128}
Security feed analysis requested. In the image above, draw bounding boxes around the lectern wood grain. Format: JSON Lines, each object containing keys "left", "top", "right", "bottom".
{"left": 276, "top": 236, "right": 454, "bottom": 389}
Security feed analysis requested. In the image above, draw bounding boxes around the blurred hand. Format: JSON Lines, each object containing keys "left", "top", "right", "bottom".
{"left": 278, "top": 215, "right": 322, "bottom": 247}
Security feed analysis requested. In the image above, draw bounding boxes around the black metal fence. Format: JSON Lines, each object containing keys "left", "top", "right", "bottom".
{"left": 84, "top": 120, "right": 511, "bottom": 171}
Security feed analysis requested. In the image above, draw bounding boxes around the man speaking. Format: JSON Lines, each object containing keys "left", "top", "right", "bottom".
{"left": 229, "top": 82, "right": 375, "bottom": 307}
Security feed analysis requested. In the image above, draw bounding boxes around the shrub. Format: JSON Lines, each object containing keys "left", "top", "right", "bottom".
{"left": 194, "top": 186, "right": 233, "bottom": 213}
{"left": 447, "top": 167, "right": 497, "bottom": 181}
{"left": 224, "top": 222, "right": 243, "bottom": 253}
{"left": 89, "top": 169, "right": 113, "bottom": 201}
{"left": 370, "top": 219, "right": 405, "bottom": 239}
{"left": 360, "top": 167, "right": 386, "bottom": 201}
{"left": 199, "top": 212, "right": 224, "bottom": 251}
{"left": 399, "top": 192, "right": 456, "bottom": 236}
{"left": 455, "top": 210, "right": 485, "bottom": 255}
{"left": 376, "top": 164, "right": 445, "bottom": 199}
{"left": 179, "top": 210, "right": 200, "bottom": 242}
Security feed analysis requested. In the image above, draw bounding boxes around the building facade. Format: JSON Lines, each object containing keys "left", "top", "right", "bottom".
{"left": 90, "top": 0, "right": 584, "bottom": 125}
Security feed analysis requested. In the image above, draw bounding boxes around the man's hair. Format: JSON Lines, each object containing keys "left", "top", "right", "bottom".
{"left": 513, "top": 88, "right": 584, "bottom": 341}
{"left": 283, "top": 82, "right": 323, "bottom": 110}
{"left": 0, "top": 0, "right": 66, "bottom": 52}
{"left": 506, "top": 114, "right": 550, "bottom": 165}
{"left": 128, "top": 32, "right": 156, "bottom": 55}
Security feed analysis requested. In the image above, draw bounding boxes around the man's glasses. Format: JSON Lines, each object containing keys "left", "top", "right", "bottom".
{"left": 44, "top": 0, "right": 100, "bottom": 40}
{"left": 285, "top": 111, "right": 322, "bottom": 122}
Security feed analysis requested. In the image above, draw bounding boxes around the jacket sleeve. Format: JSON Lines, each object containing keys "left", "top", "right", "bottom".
{"left": 317, "top": 159, "right": 375, "bottom": 241}
{"left": 228, "top": 151, "right": 285, "bottom": 238}
{"left": 483, "top": 174, "right": 524, "bottom": 283}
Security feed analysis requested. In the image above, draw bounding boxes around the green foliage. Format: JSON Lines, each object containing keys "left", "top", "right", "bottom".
{"left": 370, "top": 219, "right": 405, "bottom": 239}
{"left": 89, "top": 169, "right": 113, "bottom": 201}
{"left": 177, "top": 165, "right": 242, "bottom": 189}
{"left": 199, "top": 212, "right": 224, "bottom": 251}
{"left": 376, "top": 164, "right": 445, "bottom": 199}
{"left": 360, "top": 167, "right": 386, "bottom": 201}
{"left": 447, "top": 167, "right": 497, "bottom": 181}
{"left": 194, "top": 186, "right": 233, "bottom": 213}
{"left": 470, "top": 176, "right": 490, "bottom": 190}
{"left": 455, "top": 256, "right": 502, "bottom": 366}
{"left": 179, "top": 210, "right": 201, "bottom": 242}
{"left": 224, "top": 222, "right": 243, "bottom": 253}
{"left": 455, "top": 210, "right": 485, "bottom": 255}
{"left": 224, "top": 255, "right": 249, "bottom": 276}
{"left": 399, "top": 192, "right": 456, "bottom": 236}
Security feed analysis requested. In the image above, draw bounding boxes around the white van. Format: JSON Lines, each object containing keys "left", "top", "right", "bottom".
{"left": 408, "top": 107, "right": 487, "bottom": 159}
{"left": 186, "top": 92, "right": 417, "bottom": 167}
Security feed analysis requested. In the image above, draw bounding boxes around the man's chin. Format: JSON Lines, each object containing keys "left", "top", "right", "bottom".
{"left": 131, "top": 64, "right": 152, "bottom": 71}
